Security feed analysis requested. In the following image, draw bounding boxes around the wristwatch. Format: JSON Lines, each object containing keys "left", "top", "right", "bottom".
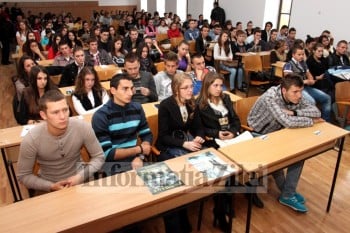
{"left": 138, "top": 154, "right": 145, "bottom": 161}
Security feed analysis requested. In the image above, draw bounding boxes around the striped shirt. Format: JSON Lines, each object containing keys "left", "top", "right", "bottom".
{"left": 92, "top": 99, "right": 153, "bottom": 163}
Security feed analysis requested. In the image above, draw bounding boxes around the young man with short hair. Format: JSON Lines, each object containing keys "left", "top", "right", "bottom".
{"left": 98, "top": 27, "right": 113, "bottom": 53}
{"left": 52, "top": 40, "right": 74, "bottom": 66}
{"left": 92, "top": 73, "right": 152, "bottom": 175}
{"left": 153, "top": 51, "right": 182, "bottom": 101}
{"left": 84, "top": 37, "right": 113, "bottom": 66}
{"left": 248, "top": 74, "right": 323, "bottom": 212}
{"left": 188, "top": 53, "right": 216, "bottom": 95}
{"left": 17, "top": 90, "right": 104, "bottom": 194}
{"left": 184, "top": 19, "right": 200, "bottom": 41}
{"left": 124, "top": 53, "right": 158, "bottom": 104}
{"left": 284, "top": 45, "right": 332, "bottom": 122}
{"left": 59, "top": 47, "right": 87, "bottom": 87}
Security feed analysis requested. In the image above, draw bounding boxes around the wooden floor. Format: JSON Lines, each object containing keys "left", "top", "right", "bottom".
{"left": 1, "top": 62, "right": 350, "bottom": 232}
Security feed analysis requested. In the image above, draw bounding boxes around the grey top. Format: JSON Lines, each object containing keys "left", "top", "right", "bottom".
{"left": 17, "top": 118, "right": 105, "bottom": 191}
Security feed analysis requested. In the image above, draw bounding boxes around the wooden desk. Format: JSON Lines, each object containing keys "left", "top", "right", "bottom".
{"left": 94, "top": 65, "right": 123, "bottom": 81}
{"left": 0, "top": 148, "right": 238, "bottom": 233}
{"left": 219, "top": 122, "right": 349, "bottom": 233}
{"left": 37, "top": 59, "right": 54, "bottom": 67}
{"left": 271, "top": 61, "right": 285, "bottom": 78}
{"left": 223, "top": 91, "right": 242, "bottom": 102}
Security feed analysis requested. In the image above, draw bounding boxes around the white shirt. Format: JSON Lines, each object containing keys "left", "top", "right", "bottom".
{"left": 72, "top": 89, "right": 109, "bottom": 115}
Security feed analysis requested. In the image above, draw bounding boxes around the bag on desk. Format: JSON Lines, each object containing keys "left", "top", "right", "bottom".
{"left": 222, "top": 60, "right": 238, "bottom": 68}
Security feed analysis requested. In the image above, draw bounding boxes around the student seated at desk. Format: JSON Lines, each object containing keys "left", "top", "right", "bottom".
{"left": 17, "top": 66, "right": 58, "bottom": 125}
{"left": 284, "top": 45, "right": 331, "bottom": 122}
{"left": 176, "top": 40, "right": 192, "bottom": 72}
{"left": 92, "top": 73, "right": 152, "bottom": 175}
{"left": 195, "top": 71, "right": 240, "bottom": 231}
{"left": 188, "top": 53, "right": 216, "bottom": 95}
{"left": 195, "top": 72, "right": 241, "bottom": 148}
{"left": 110, "top": 36, "right": 127, "bottom": 68}
{"left": 156, "top": 72, "right": 205, "bottom": 233}
{"left": 136, "top": 43, "right": 157, "bottom": 75}
{"left": 124, "top": 53, "right": 158, "bottom": 104}
{"left": 72, "top": 67, "right": 109, "bottom": 115}
{"left": 60, "top": 47, "right": 87, "bottom": 87}
{"left": 270, "top": 40, "right": 288, "bottom": 63}
{"left": 214, "top": 31, "right": 243, "bottom": 93}
{"left": 154, "top": 51, "right": 183, "bottom": 101}
{"left": 248, "top": 74, "right": 323, "bottom": 213}
{"left": 46, "top": 34, "right": 61, "bottom": 59}
{"left": 23, "top": 39, "right": 46, "bottom": 62}
{"left": 12, "top": 56, "right": 36, "bottom": 103}
{"left": 52, "top": 40, "right": 74, "bottom": 67}
{"left": 17, "top": 90, "right": 104, "bottom": 195}
{"left": 84, "top": 37, "right": 113, "bottom": 66}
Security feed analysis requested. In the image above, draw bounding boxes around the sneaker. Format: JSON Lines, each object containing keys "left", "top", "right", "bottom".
{"left": 279, "top": 196, "right": 308, "bottom": 212}
{"left": 294, "top": 193, "right": 305, "bottom": 204}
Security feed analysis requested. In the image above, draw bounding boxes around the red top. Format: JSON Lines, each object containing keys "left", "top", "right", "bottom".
{"left": 167, "top": 28, "right": 182, "bottom": 39}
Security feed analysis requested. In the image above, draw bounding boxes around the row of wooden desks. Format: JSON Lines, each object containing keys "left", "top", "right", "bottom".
{"left": 219, "top": 122, "right": 349, "bottom": 232}
{"left": 0, "top": 148, "right": 238, "bottom": 233}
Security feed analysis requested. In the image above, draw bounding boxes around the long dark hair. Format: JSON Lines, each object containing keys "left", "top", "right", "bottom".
{"left": 74, "top": 67, "right": 104, "bottom": 100}
{"left": 26, "top": 66, "right": 56, "bottom": 115}
{"left": 218, "top": 30, "right": 231, "bottom": 56}
{"left": 17, "top": 55, "right": 35, "bottom": 86}
{"left": 197, "top": 72, "right": 225, "bottom": 110}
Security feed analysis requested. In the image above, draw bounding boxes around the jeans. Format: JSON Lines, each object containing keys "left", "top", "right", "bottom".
{"left": 252, "top": 132, "right": 304, "bottom": 198}
{"left": 272, "top": 161, "right": 304, "bottom": 198}
{"left": 220, "top": 63, "right": 243, "bottom": 90}
{"left": 303, "top": 86, "right": 332, "bottom": 122}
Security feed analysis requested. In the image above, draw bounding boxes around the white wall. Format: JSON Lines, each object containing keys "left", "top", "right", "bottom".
{"left": 290, "top": 0, "right": 348, "bottom": 43}
{"left": 166, "top": 1, "right": 177, "bottom": 16}
{"left": 188, "top": 0, "right": 204, "bottom": 20}
{"left": 221, "top": 0, "right": 266, "bottom": 28}
{"left": 99, "top": 0, "right": 137, "bottom": 6}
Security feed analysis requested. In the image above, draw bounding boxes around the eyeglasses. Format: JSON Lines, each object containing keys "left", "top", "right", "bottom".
{"left": 180, "top": 85, "right": 193, "bottom": 90}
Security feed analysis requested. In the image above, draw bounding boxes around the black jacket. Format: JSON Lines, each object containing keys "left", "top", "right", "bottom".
{"left": 195, "top": 93, "right": 241, "bottom": 139}
{"left": 156, "top": 96, "right": 204, "bottom": 151}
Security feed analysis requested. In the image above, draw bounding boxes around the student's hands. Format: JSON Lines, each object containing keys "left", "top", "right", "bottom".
{"left": 50, "top": 180, "right": 71, "bottom": 191}
{"left": 218, "top": 131, "right": 234, "bottom": 140}
{"left": 313, "top": 118, "right": 325, "bottom": 124}
{"left": 282, "top": 109, "right": 294, "bottom": 116}
{"left": 316, "top": 74, "right": 324, "bottom": 80}
{"left": 193, "top": 136, "right": 205, "bottom": 144}
{"left": 65, "top": 174, "right": 83, "bottom": 187}
{"left": 183, "top": 141, "right": 202, "bottom": 151}
{"left": 140, "top": 142, "right": 151, "bottom": 155}
{"left": 304, "top": 79, "right": 315, "bottom": 86}
{"left": 32, "top": 46, "right": 42, "bottom": 55}
{"left": 140, "top": 87, "right": 150, "bottom": 96}
{"left": 132, "top": 157, "right": 143, "bottom": 170}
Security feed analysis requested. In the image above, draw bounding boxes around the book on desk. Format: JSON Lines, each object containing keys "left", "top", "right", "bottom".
{"left": 137, "top": 162, "right": 184, "bottom": 194}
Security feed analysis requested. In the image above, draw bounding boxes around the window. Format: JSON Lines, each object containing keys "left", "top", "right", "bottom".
{"left": 176, "top": 0, "right": 187, "bottom": 22}
{"left": 278, "top": 0, "right": 293, "bottom": 29}
{"left": 157, "top": 0, "right": 165, "bottom": 17}
{"left": 140, "top": 0, "right": 147, "bottom": 12}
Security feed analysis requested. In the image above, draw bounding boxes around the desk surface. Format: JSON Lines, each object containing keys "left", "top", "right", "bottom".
{"left": 239, "top": 51, "right": 271, "bottom": 57}
{"left": 0, "top": 101, "right": 160, "bottom": 150}
{"left": 0, "top": 148, "right": 238, "bottom": 233}
{"left": 37, "top": 59, "right": 54, "bottom": 67}
{"left": 219, "top": 122, "right": 349, "bottom": 173}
